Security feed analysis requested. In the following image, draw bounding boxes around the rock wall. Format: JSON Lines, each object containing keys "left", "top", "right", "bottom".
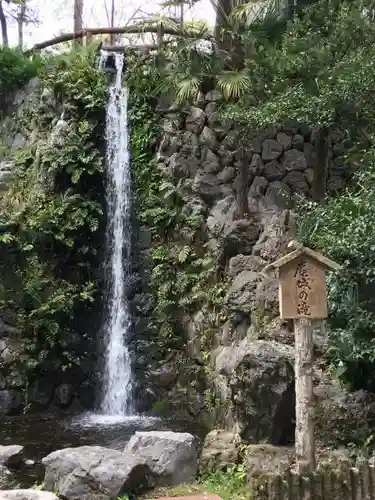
{"left": 0, "top": 77, "right": 355, "bottom": 445}
{"left": 136, "top": 91, "right": 353, "bottom": 444}
{"left": 0, "top": 78, "right": 104, "bottom": 417}
{"left": 157, "top": 93, "right": 349, "bottom": 209}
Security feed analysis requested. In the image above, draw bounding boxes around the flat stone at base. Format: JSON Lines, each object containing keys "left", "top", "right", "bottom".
{"left": 153, "top": 495, "right": 222, "bottom": 500}
{"left": 0, "top": 491, "right": 58, "bottom": 500}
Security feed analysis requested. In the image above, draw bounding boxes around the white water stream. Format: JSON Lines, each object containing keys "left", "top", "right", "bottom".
{"left": 98, "top": 51, "right": 134, "bottom": 417}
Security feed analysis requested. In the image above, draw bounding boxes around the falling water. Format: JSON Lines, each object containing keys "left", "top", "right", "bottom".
{"left": 99, "top": 51, "right": 133, "bottom": 416}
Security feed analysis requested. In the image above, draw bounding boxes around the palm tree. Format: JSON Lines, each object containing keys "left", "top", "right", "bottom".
{"left": 135, "top": 0, "right": 303, "bottom": 103}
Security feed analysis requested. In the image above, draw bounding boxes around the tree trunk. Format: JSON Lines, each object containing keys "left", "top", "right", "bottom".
{"left": 110, "top": 0, "right": 115, "bottom": 27}
{"left": 179, "top": 1, "right": 184, "bottom": 34}
{"left": 294, "top": 318, "right": 316, "bottom": 474}
{"left": 17, "top": 1, "right": 26, "bottom": 48}
{"left": 214, "top": 0, "right": 231, "bottom": 39}
{"left": 284, "top": 0, "right": 295, "bottom": 19}
{"left": 108, "top": 0, "right": 115, "bottom": 43}
{"left": 73, "top": 0, "right": 83, "bottom": 44}
{"left": 312, "top": 126, "right": 329, "bottom": 202}
{"left": 213, "top": 0, "right": 245, "bottom": 69}
{"left": 0, "top": 1, "right": 8, "bottom": 46}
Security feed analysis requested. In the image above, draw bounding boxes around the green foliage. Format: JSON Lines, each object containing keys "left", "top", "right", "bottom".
{"left": 128, "top": 53, "right": 223, "bottom": 348}
{"left": 136, "top": 0, "right": 290, "bottom": 103}
{"left": 0, "top": 47, "right": 42, "bottom": 107}
{"left": 223, "top": 0, "right": 375, "bottom": 137}
{"left": 0, "top": 48, "right": 106, "bottom": 372}
{"left": 42, "top": 46, "right": 107, "bottom": 113}
{"left": 138, "top": 464, "right": 249, "bottom": 500}
{"left": 156, "top": 40, "right": 251, "bottom": 103}
{"left": 297, "top": 145, "right": 375, "bottom": 390}
{"left": 198, "top": 464, "right": 250, "bottom": 500}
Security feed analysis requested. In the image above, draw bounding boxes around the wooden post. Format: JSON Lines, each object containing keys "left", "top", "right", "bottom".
{"left": 265, "top": 241, "right": 341, "bottom": 474}
{"left": 294, "top": 317, "right": 315, "bottom": 473}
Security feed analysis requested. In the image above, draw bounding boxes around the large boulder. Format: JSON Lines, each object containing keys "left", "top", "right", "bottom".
{"left": 283, "top": 171, "right": 310, "bottom": 194}
{"left": 252, "top": 211, "right": 295, "bottom": 262}
{"left": 282, "top": 148, "right": 307, "bottom": 171}
{"left": 262, "top": 139, "right": 283, "bottom": 162}
{"left": 264, "top": 181, "right": 292, "bottom": 210}
{"left": 246, "top": 444, "right": 294, "bottom": 478}
{"left": 225, "top": 270, "right": 261, "bottom": 313}
{"left": 185, "top": 106, "right": 206, "bottom": 134}
{"left": 199, "top": 126, "right": 218, "bottom": 151}
{"left": 246, "top": 445, "right": 352, "bottom": 482}
{"left": 227, "top": 254, "right": 266, "bottom": 279}
{"left": 315, "top": 386, "right": 375, "bottom": 447}
{"left": 214, "top": 339, "right": 295, "bottom": 443}
{"left": 0, "top": 446, "right": 23, "bottom": 468}
{"left": 42, "top": 446, "right": 153, "bottom": 500}
{"left": 0, "top": 492, "right": 58, "bottom": 500}
{"left": 199, "top": 429, "right": 239, "bottom": 472}
{"left": 254, "top": 275, "right": 279, "bottom": 316}
{"left": 207, "top": 196, "right": 237, "bottom": 237}
{"left": 124, "top": 431, "right": 197, "bottom": 486}
{"left": 193, "top": 170, "right": 225, "bottom": 203}
{"left": 221, "top": 219, "right": 260, "bottom": 258}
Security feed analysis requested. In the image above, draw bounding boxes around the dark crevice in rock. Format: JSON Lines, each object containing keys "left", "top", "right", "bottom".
{"left": 270, "top": 382, "right": 296, "bottom": 446}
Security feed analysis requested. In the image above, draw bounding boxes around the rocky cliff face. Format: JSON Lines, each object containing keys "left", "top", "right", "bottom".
{"left": 132, "top": 90, "right": 354, "bottom": 445}
{"left": 0, "top": 75, "right": 361, "bottom": 449}
{"left": 0, "top": 71, "right": 106, "bottom": 416}
{"left": 0, "top": 78, "right": 45, "bottom": 416}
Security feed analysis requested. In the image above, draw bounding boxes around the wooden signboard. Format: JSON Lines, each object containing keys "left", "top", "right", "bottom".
{"left": 265, "top": 242, "right": 342, "bottom": 320}
{"left": 265, "top": 241, "right": 342, "bottom": 474}
{"left": 279, "top": 255, "right": 327, "bottom": 319}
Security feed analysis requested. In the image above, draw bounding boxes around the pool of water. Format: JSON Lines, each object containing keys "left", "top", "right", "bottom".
{"left": 0, "top": 411, "right": 206, "bottom": 487}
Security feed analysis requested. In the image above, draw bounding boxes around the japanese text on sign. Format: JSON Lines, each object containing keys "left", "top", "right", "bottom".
{"left": 294, "top": 259, "right": 311, "bottom": 316}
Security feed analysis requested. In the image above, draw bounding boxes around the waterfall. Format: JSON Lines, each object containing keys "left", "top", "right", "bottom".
{"left": 99, "top": 51, "right": 134, "bottom": 416}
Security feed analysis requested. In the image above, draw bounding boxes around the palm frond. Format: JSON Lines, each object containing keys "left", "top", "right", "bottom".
{"left": 183, "top": 19, "right": 212, "bottom": 37}
{"left": 247, "top": 5, "right": 286, "bottom": 43}
{"left": 208, "top": 0, "right": 232, "bottom": 30}
{"left": 230, "top": 1, "right": 268, "bottom": 25}
{"left": 175, "top": 77, "right": 200, "bottom": 103}
{"left": 229, "top": 0, "right": 286, "bottom": 42}
{"left": 159, "top": 0, "right": 184, "bottom": 7}
{"left": 216, "top": 71, "right": 251, "bottom": 99}
{"left": 131, "top": 15, "right": 181, "bottom": 32}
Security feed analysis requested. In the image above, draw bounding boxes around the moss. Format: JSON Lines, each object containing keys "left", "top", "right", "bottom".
{"left": 151, "top": 398, "right": 173, "bottom": 415}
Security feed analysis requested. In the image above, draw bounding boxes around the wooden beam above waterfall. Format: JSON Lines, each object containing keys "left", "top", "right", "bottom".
{"left": 101, "top": 44, "right": 160, "bottom": 53}
{"left": 24, "top": 25, "right": 206, "bottom": 55}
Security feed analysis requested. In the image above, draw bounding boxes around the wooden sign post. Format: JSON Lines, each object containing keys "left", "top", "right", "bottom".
{"left": 265, "top": 241, "right": 341, "bottom": 474}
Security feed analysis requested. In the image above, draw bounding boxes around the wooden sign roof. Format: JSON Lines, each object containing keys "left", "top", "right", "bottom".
{"left": 265, "top": 241, "right": 342, "bottom": 319}
{"left": 264, "top": 241, "right": 342, "bottom": 273}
